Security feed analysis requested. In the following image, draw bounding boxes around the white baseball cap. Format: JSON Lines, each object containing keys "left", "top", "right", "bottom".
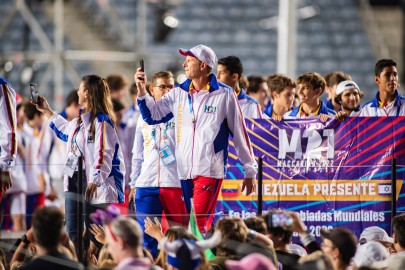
{"left": 336, "top": 80, "right": 360, "bottom": 96}
{"left": 359, "top": 226, "right": 393, "bottom": 244}
{"left": 353, "top": 241, "right": 390, "bottom": 267}
{"left": 179, "top": 44, "right": 218, "bottom": 68}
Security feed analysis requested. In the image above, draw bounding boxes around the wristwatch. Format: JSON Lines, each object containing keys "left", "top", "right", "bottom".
{"left": 21, "top": 234, "right": 31, "bottom": 244}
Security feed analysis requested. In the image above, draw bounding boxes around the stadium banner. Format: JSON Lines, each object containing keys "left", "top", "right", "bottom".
{"left": 216, "top": 117, "right": 405, "bottom": 238}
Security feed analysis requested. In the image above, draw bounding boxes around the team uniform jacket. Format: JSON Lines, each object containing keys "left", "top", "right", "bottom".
{"left": 23, "top": 122, "right": 53, "bottom": 195}
{"left": 129, "top": 114, "right": 180, "bottom": 188}
{"left": 137, "top": 74, "right": 257, "bottom": 180}
{"left": 359, "top": 90, "right": 405, "bottom": 116}
{"left": 0, "top": 77, "right": 17, "bottom": 171}
{"left": 120, "top": 104, "right": 139, "bottom": 186}
{"left": 237, "top": 89, "right": 263, "bottom": 119}
{"left": 49, "top": 112, "right": 125, "bottom": 204}
{"left": 8, "top": 128, "right": 27, "bottom": 194}
{"left": 284, "top": 102, "right": 336, "bottom": 119}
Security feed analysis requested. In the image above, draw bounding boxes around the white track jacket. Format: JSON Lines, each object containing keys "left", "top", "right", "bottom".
{"left": 129, "top": 115, "right": 180, "bottom": 188}
{"left": 137, "top": 74, "right": 257, "bottom": 180}
{"left": 0, "top": 77, "right": 17, "bottom": 171}
{"left": 49, "top": 112, "right": 125, "bottom": 204}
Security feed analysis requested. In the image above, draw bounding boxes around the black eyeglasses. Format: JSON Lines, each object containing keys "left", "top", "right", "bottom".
{"left": 155, "top": 85, "right": 174, "bottom": 90}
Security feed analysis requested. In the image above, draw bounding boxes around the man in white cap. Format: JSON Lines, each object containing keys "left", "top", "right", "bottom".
{"left": 334, "top": 80, "right": 364, "bottom": 120}
{"left": 134, "top": 44, "right": 257, "bottom": 233}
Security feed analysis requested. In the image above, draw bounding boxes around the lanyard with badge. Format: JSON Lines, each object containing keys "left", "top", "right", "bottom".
{"left": 64, "top": 120, "right": 85, "bottom": 177}
{"left": 151, "top": 123, "right": 175, "bottom": 166}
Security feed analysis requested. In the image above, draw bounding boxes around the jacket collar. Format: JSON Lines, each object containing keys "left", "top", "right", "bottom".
{"left": 179, "top": 74, "right": 220, "bottom": 93}
{"left": 370, "top": 90, "right": 402, "bottom": 107}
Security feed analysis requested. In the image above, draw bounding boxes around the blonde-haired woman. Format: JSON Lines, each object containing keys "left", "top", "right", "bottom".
{"left": 37, "top": 74, "right": 125, "bottom": 253}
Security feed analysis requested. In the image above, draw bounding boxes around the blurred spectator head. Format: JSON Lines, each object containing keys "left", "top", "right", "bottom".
{"left": 243, "top": 216, "right": 267, "bottom": 235}
{"left": 215, "top": 217, "right": 248, "bottom": 256}
{"left": 112, "top": 98, "right": 125, "bottom": 125}
{"left": 320, "top": 227, "right": 357, "bottom": 267}
{"left": 65, "top": 90, "right": 80, "bottom": 120}
{"left": 32, "top": 206, "right": 65, "bottom": 250}
{"left": 106, "top": 73, "right": 130, "bottom": 104}
{"left": 262, "top": 211, "right": 293, "bottom": 249}
{"left": 161, "top": 227, "right": 219, "bottom": 270}
{"left": 392, "top": 213, "right": 405, "bottom": 251}
{"left": 353, "top": 241, "right": 389, "bottom": 268}
{"left": 156, "top": 226, "right": 209, "bottom": 270}
{"left": 24, "top": 102, "right": 43, "bottom": 127}
{"left": 359, "top": 226, "right": 393, "bottom": 245}
{"left": 105, "top": 216, "right": 143, "bottom": 264}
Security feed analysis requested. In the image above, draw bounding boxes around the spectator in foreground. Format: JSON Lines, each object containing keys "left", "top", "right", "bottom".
{"left": 105, "top": 216, "right": 163, "bottom": 270}
{"left": 320, "top": 227, "right": 357, "bottom": 270}
{"left": 11, "top": 206, "right": 84, "bottom": 270}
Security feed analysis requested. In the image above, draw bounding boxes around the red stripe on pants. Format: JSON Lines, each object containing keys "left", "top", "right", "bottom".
{"left": 193, "top": 176, "right": 223, "bottom": 232}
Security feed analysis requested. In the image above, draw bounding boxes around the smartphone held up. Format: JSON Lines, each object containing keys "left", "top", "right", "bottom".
{"left": 30, "top": 83, "right": 40, "bottom": 105}
{"left": 138, "top": 59, "right": 145, "bottom": 81}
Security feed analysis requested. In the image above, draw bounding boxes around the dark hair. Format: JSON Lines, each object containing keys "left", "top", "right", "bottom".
{"left": 244, "top": 217, "right": 267, "bottom": 235}
{"left": 262, "top": 212, "right": 293, "bottom": 244}
{"left": 247, "top": 75, "right": 266, "bottom": 94}
{"left": 267, "top": 74, "right": 296, "bottom": 94}
{"left": 375, "top": 59, "right": 397, "bottom": 76}
{"left": 112, "top": 98, "right": 125, "bottom": 113}
{"left": 296, "top": 72, "right": 326, "bottom": 94}
{"left": 323, "top": 71, "right": 351, "bottom": 87}
{"left": 32, "top": 206, "right": 64, "bottom": 249}
{"left": 218, "top": 56, "right": 244, "bottom": 79}
{"left": 24, "top": 102, "right": 42, "bottom": 120}
{"left": 393, "top": 214, "right": 405, "bottom": 248}
{"left": 106, "top": 73, "right": 129, "bottom": 92}
{"left": 82, "top": 74, "right": 116, "bottom": 139}
{"left": 66, "top": 90, "right": 79, "bottom": 107}
{"left": 129, "top": 83, "right": 138, "bottom": 96}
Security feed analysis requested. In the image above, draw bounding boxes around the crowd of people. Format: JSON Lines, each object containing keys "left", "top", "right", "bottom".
{"left": 0, "top": 44, "right": 404, "bottom": 269}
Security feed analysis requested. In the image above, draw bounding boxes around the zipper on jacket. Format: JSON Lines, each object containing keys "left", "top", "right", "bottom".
{"left": 189, "top": 93, "right": 209, "bottom": 179}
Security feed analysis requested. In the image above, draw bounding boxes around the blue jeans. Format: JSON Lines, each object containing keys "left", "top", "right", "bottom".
{"left": 65, "top": 171, "right": 107, "bottom": 254}
{"left": 65, "top": 171, "right": 87, "bottom": 253}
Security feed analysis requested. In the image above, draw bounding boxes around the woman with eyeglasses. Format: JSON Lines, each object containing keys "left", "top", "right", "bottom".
{"left": 36, "top": 74, "right": 125, "bottom": 255}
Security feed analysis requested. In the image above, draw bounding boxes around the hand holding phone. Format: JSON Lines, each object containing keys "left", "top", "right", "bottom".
{"left": 138, "top": 59, "right": 145, "bottom": 81}
{"left": 30, "top": 83, "right": 40, "bottom": 105}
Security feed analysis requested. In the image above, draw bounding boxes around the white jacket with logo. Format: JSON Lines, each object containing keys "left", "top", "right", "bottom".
{"left": 137, "top": 74, "right": 257, "bottom": 180}
{"left": 129, "top": 114, "right": 180, "bottom": 188}
{"left": 0, "top": 77, "right": 17, "bottom": 171}
{"left": 237, "top": 89, "right": 263, "bottom": 119}
{"left": 49, "top": 112, "right": 125, "bottom": 204}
